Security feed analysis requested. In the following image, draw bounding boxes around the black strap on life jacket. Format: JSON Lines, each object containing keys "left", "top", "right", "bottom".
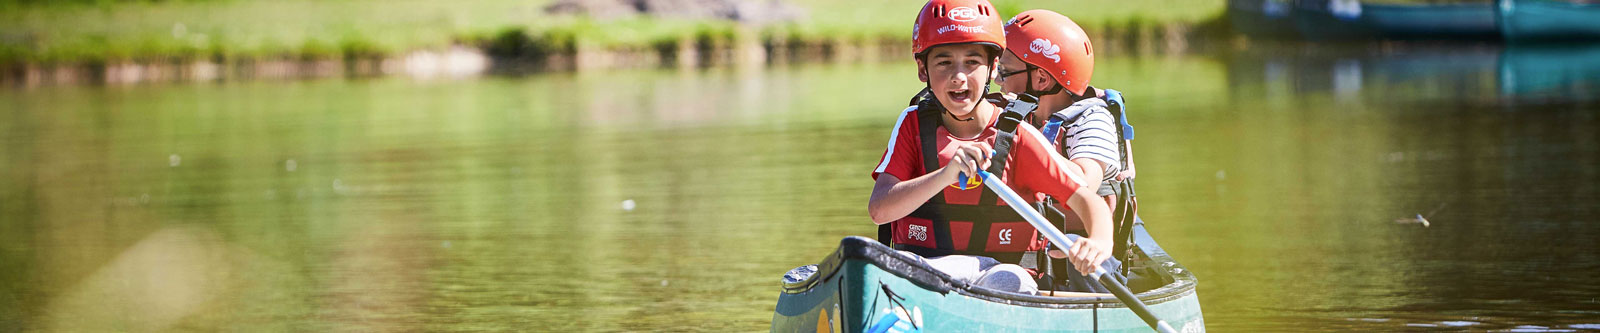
{"left": 1103, "top": 90, "right": 1140, "bottom": 275}
{"left": 1041, "top": 87, "right": 1144, "bottom": 282}
{"left": 907, "top": 87, "right": 931, "bottom": 108}
{"left": 1034, "top": 94, "right": 1094, "bottom": 231}
{"left": 880, "top": 88, "right": 933, "bottom": 246}
{"left": 885, "top": 95, "right": 1031, "bottom": 262}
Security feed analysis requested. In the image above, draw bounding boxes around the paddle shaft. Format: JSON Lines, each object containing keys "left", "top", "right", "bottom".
{"left": 974, "top": 171, "right": 1177, "bottom": 333}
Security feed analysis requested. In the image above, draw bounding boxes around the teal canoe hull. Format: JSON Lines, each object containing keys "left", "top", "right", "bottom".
{"left": 1231, "top": 0, "right": 1600, "bottom": 41}
{"left": 1364, "top": 3, "right": 1499, "bottom": 39}
{"left": 1229, "top": 0, "right": 1498, "bottom": 40}
{"left": 1498, "top": 0, "right": 1600, "bottom": 41}
{"left": 772, "top": 223, "right": 1204, "bottom": 332}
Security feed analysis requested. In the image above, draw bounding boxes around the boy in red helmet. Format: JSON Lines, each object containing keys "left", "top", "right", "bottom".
{"left": 867, "top": 0, "right": 1114, "bottom": 295}
{"left": 997, "top": 9, "right": 1134, "bottom": 292}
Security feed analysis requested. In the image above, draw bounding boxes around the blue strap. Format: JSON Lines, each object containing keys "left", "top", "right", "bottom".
{"left": 1104, "top": 89, "right": 1134, "bottom": 141}
{"left": 1040, "top": 116, "right": 1067, "bottom": 145}
{"left": 865, "top": 312, "right": 899, "bottom": 333}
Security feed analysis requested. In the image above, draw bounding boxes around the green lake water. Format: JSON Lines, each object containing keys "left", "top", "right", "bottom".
{"left": 3, "top": 45, "right": 1598, "bottom": 331}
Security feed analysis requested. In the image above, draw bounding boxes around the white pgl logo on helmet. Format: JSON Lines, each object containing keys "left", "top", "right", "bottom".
{"left": 998, "top": 228, "right": 1013, "bottom": 245}
{"left": 1030, "top": 38, "right": 1061, "bottom": 63}
{"left": 947, "top": 6, "right": 980, "bottom": 22}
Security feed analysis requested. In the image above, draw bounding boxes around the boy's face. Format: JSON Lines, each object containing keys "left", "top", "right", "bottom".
{"left": 918, "top": 43, "right": 998, "bottom": 115}
{"left": 997, "top": 50, "right": 1034, "bottom": 95}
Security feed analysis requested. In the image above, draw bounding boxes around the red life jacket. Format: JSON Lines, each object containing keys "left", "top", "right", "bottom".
{"left": 889, "top": 103, "right": 1048, "bottom": 264}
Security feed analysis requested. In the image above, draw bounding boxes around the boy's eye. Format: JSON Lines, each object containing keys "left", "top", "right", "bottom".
{"left": 937, "top": 60, "right": 952, "bottom": 66}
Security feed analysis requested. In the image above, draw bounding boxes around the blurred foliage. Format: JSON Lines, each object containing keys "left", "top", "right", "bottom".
{"left": 0, "top": 0, "right": 1225, "bottom": 66}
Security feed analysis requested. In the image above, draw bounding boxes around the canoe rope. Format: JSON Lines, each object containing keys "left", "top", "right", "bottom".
{"left": 1093, "top": 303, "right": 1099, "bottom": 331}
{"left": 872, "top": 282, "right": 920, "bottom": 331}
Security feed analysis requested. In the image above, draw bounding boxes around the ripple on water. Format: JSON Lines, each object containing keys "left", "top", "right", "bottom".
{"left": 1506, "top": 325, "right": 1578, "bottom": 333}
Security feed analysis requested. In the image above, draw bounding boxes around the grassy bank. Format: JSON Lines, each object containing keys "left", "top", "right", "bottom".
{"left": 0, "top": 0, "right": 1225, "bottom": 69}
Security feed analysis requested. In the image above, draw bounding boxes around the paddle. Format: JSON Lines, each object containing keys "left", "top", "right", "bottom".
{"left": 965, "top": 170, "right": 1178, "bottom": 333}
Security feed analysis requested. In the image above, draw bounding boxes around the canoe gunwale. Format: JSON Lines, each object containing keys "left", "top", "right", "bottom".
{"left": 780, "top": 220, "right": 1198, "bottom": 310}
{"left": 781, "top": 236, "right": 964, "bottom": 295}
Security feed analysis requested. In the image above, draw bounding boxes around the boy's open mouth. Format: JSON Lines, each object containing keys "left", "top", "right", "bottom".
{"left": 947, "top": 88, "right": 972, "bottom": 104}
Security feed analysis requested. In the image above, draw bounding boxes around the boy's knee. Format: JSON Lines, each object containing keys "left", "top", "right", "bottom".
{"left": 976, "top": 264, "right": 1039, "bottom": 294}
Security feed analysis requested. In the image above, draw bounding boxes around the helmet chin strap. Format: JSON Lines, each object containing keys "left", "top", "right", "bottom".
{"left": 943, "top": 85, "right": 977, "bottom": 122}
{"left": 1024, "top": 66, "right": 1064, "bottom": 98}
{"left": 947, "top": 72, "right": 1000, "bottom": 123}
{"left": 948, "top": 92, "right": 980, "bottom": 122}
{"left": 923, "top": 82, "right": 981, "bottom": 122}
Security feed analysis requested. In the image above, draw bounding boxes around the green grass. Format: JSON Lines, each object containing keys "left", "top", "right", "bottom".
{"left": 0, "top": 0, "right": 1225, "bottom": 66}
{"left": 1, "top": 0, "right": 556, "bottom": 64}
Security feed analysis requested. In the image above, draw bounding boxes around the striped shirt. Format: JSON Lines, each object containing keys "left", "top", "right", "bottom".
{"left": 1043, "top": 98, "right": 1122, "bottom": 181}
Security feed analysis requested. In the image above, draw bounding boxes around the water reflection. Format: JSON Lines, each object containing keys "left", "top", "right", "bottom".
{"left": 0, "top": 66, "right": 919, "bottom": 331}
{"left": 1196, "top": 42, "right": 1600, "bottom": 331}
{"left": 1225, "top": 42, "right": 1600, "bottom": 106}
{"left": 1230, "top": 44, "right": 1487, "bottom": 105}
{"left": 1, "top": 45, "right": 1598, "bottom": 331}
{"left": 1500, "top": 44, "right": 1600, "bottom": 101}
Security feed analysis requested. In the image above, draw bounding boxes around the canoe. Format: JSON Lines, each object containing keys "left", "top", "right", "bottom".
{"left": 771, "top": 221, "right": 1204, "bottom": 332}
{"left": 1363, "top": 2, "right": 1499, "bottom": 39}
{"left": 1229, "top": 0, "right": 1301, "bottom": 39}
{"left": 1497, "top": 0, "right": 1600, "bottom": 41}
{"left": 1292, "top": 0, "right": 1499, "bottom": 40}
{"left": 1230, "top": 0, "right": 1500, "bottom": 40}
{"left": 1291, "top": 0, "right": 1381, "bottom": 40}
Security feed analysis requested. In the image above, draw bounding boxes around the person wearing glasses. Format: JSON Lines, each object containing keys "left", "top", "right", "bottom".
{"left": 995, "top": 9, "right": 1130, "bottom": 293}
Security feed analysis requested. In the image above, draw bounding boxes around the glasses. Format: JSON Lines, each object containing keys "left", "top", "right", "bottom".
{"left": 997, "top": 64, "right": 1031, "bottom": 83}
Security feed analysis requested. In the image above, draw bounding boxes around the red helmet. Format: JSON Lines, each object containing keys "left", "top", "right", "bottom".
{"left": 1003, "top": 10, "right": 1094, "bottom": 96}
{"left": 912, "top": 0, "right": 1006, "bottom": 58}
